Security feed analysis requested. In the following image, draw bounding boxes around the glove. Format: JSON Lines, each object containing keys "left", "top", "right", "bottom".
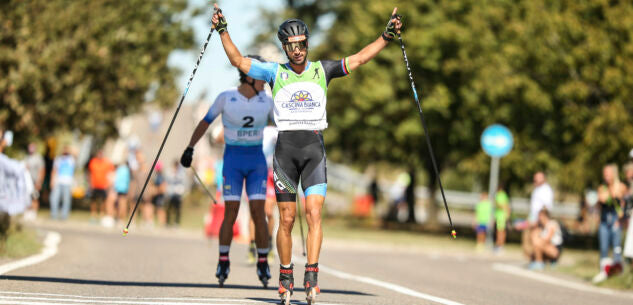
{"left": 212, "top": 8, "right": 228, "bottom": 34}
{"left": 180, "top": 147, "right": 194, "bottom": 168}
{"left": 382, "top": 14, "right": 402, "bottom": 42}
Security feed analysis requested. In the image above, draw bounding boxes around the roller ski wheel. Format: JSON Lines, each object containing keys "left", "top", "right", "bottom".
{"left": 218, "top": 275, "right": 227, "bottom": 288}
{"left": 280, "top": 291, "right": 291, "bottom": 305}
{"left": 304, "top": 263, "right": 320, "bottom": 305}
{"left": 278, "top": 264, "right": 294, "bottom": 305}
{"left": 216, "top": 259, "right": 230, "bottom": 288}
{"left": 306, "top": 287, "right": 319, "bottom": 305}
{"left": 257, "top": 259, "right": 271, "bottom": 289}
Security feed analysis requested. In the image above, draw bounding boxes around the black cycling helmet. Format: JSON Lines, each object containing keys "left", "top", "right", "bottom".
{"left": 239, "top": 54, "right": 265, "bottom": 83}
{"left": 277, "top": 19, "right": 310, "bottom": 44}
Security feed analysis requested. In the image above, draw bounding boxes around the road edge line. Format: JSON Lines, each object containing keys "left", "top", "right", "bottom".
{"left": 0, "top": 231, "right": 61, "bottom": 275}
{"left": 293, "top": 255, "right": 465, "bottom": 305}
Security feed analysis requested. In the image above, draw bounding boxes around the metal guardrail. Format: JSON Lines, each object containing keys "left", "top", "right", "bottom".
{"left": 326, "top": 162, "right": 580, "bottom": 219}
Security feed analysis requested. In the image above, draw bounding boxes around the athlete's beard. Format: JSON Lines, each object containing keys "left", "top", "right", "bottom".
{"left": 288, "top": 50, "right": 308, "bottom": 66}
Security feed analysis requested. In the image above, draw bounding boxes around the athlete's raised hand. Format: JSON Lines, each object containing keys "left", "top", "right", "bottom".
{"left": 211, "top": 3, "right": 227, "bottom": 33}
{"left": 382, "top": 7, "right": 403, "bottom": 42}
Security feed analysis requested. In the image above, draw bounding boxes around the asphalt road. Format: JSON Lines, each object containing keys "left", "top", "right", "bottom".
{"left": 1, "top": 221, "right": 632, "bottom": 305}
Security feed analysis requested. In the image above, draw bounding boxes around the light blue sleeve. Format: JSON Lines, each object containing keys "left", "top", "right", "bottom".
{"left": 203, "top": 92, "right": 226, "bottom": 123}
{"left": 247, "top": 61, "right": 278, "bottom": 84}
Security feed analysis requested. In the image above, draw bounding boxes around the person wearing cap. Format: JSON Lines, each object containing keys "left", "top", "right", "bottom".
{"left": 210, "top": 4, "right": 402, "bottom": 304}
{"left": 179, "top": 55, "right": 274, "bottom": 288}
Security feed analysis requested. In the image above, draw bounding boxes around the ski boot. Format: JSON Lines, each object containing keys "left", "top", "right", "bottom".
{"left": 304, "top": 263, "right": 320, "bottom": 305}
{"left": 257, "top": 257, "right": 271, "bottom": 288}
{"left": 215, "top": 258, "right": 230, "bottom": 288}
{"left": 278, "top": 264, "right": 294, "bottom": 305}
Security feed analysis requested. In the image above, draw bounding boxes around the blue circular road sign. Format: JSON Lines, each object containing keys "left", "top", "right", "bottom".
{"left": 481, "top": 124, "right": 513, "bottom": 158}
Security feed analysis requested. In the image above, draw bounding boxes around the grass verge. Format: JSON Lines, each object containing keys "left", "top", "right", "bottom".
{"left": 556, "top": 251, "right": 633, "bottom": 290}
{"left": 0, "top": 223, "right": 42, "bottom": 259}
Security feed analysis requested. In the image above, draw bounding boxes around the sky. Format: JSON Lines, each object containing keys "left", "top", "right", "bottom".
{"left": 167, "top": 0, "right": 284, "bottom": 106}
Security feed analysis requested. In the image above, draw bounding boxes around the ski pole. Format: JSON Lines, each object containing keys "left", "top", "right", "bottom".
{"left": 123, "top": 12, "right": 217, "bottom": 237}
{"left": 191, "top": 167, "right": 217, "bottom": 204}
{"left": 397, "top": 32, "right": 457, "bottom": 239}
{"left": 297, "top": 195, "right": 307, "bottom": 256}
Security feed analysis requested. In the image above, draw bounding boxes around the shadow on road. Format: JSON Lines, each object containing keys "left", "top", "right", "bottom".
{"left": 0, "top": 275, "right": 372, "bottom": 296}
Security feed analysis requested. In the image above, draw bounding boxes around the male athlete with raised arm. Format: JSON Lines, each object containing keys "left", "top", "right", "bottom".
{"left": 211, "top": 4, "right": 402, "bottom": 304}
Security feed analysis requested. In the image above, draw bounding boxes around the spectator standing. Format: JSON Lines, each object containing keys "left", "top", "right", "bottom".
{"left": 593, "top": 164, "right": 627, "bottom": 283}
{"left": 166, "top": 160, "right": 187, "bottom": 226}
{"left": 405, "top": 168, "right": 417, "bottom": 223}
{"left": 495, "top": 187, "right": 510, "bottom": 251}
{"left": 130, "top": 149, "right": 151, "bottom": 223}
{"left": 88, "top": 150, "right": 114, "bottom": 222}
{"left": 150, "top": 161, "right": 167, "bottom": 226}
{"left": 384, "top": 173, "right": 409, "bottom": 223}
{"left": 23, "top": 143, "right": 45, "bottom": 220}
{"left": 474, "top": 192, "right": 491, "bottom": 251}
{"left": 529, "top": 172, "right": 554, "bottom": 224}
{"left": 49, "top": 146, "right": 75, "bottom": 220}
{"left": 0, "top": 128, "right": 33, "bottom": 219}
{"left": 369, "top": 177, "right": 379, "bottom": 206}
{"left": 113, "top": 162, "right": 131, "bottom": 222}
{"left": 528, "top": 209, "right": 563, "bottom": 270}
{"left": 623, "top": 162, "right": 633, "bottom": 262}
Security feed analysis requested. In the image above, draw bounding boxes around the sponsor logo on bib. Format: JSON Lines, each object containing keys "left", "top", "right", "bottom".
{"left": 281, "top": 72, "right": 289, "bottom": 80}
{"left": 281, "top": 90, "right": 321, "bottom": 111}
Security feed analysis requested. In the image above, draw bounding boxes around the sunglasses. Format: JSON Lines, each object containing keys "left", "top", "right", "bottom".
{"left": 283, "top": 40, "right": 307, "bottom": 53}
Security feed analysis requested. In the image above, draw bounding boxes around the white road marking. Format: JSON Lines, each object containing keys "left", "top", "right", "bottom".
{"left": 0, "top": 291, "right": 263, "bottom": 302}
{"left": 0, "top": 301, "right": 248, "bottom": 305}
{"left": 0, "top": 231, "right": 61, "bottom": 275}
{"left": 0, "top": 297, "right": 242, "bottom": 305}
{"left": 492, "top": 263, "right": 633, "bottom": 299}
{"left": 293, "top": 255, "right": 465, "bottom": 305}
{"left": 0, "top": 292, "right": 345, "bottom": 305}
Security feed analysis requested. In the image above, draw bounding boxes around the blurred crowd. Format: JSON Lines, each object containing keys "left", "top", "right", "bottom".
{"left": 3, "top": 122, "right": 633, "bottom": 284}
{"left": 0, "top": 125, "right": 191, "bottom": 229}
{"left": 472, "top": 165, "right": 633, "bottom": 282}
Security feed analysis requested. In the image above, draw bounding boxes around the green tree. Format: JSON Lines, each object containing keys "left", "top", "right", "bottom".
{"left": 252, "top": 0, "right": 633, "bottom": 223}
{"left": 312, "top": 0, "right": 633, "bottom": 222}
{"left": 0, "top": 0, "right": 197, "bottom": 147}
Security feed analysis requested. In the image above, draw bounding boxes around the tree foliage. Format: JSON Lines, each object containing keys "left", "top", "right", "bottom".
{"left": 0, "top": 0, "right": 196, "bottom": 146}
{"left": 308, "top": 0, "right": 633, "bottom": 198}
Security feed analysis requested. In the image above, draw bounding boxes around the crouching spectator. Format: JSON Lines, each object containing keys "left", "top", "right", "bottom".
{"left": 527, "top": 209, "right": 563, "bottom": 270}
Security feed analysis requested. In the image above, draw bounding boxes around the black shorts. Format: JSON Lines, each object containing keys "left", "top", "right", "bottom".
{"left": 92, "top": 189, "right": 107, "bottom": 201}
{"left": 169, "top": 194, "right": 182, "bottom": 205}
{"left": 152, "top": 194, "right": 166, "bottom": 207}
{"left": 273, "top": 130, "right": 327, "bottom": 202}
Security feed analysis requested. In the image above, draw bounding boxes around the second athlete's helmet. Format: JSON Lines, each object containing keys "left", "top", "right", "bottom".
{"left": 239, "top": 54, "right": 265, "bottom": 83}
{"left": 277, "top": 19, "right": 310, "bottom": 44}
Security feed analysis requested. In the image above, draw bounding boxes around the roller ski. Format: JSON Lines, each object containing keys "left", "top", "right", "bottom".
{"left": 304, "top": 263, "right": 320, "bottom": 305}
{"left": 257, "top": 258, "right": 271, "bottom": 288}
{"left": 278, "top": 264, "right": 294, "bottom": 305}
{"left": 215, "top": 258, "right": 230, "bottom": 288}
